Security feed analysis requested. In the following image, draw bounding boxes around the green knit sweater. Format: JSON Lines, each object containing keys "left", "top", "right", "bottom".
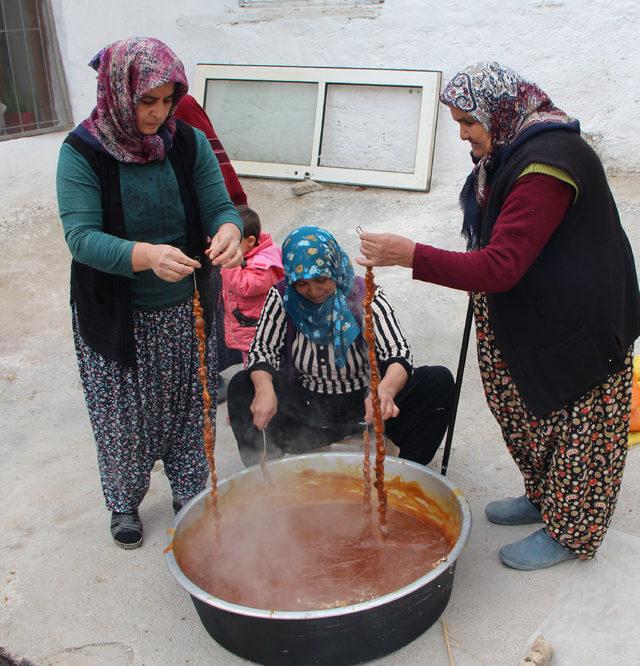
{"left": 57, "top": 128, "right": 242, "bottom": 309}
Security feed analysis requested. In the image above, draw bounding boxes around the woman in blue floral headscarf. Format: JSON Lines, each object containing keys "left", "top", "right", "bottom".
{"left": 280, "top": 227, "right": 360, "bottom": 368}
{"left": 227, "top": 226, "right": 454, "bottom": 470}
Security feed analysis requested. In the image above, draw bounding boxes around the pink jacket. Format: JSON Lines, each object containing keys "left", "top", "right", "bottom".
{"left": 221, "top": 232, "right": 284, "bottom": 352}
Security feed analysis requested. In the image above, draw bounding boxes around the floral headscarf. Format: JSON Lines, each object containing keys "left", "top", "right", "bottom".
{"left": 281, "top": 226, "right": 360, "bottom": 368}
{"left": 440, "top": 62, "right": 578, "bottom": 249}
{"left": 79, "top": 37, "right": 188, "bottom": 163}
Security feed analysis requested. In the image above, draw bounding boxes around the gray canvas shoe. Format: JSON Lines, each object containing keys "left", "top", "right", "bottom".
{"left": 485, "top": 495, "right": 542, "bottom": 525}
{"left": 499, "top": 528, "right": 578, "bottom": 570}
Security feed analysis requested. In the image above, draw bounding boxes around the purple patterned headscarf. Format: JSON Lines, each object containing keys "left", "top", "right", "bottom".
{"left": 440, "top": 62, "right": 577, "bottom": 249}
{"left": 80, "top": 37, "right": 189, "bottom": 163}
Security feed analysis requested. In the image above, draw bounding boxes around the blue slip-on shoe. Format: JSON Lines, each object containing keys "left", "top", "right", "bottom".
{"left": 485, "top": 495, "right": 543, "bottom": 525}
{"left": 499, "top": 528, "right": 578, "bottom": 570}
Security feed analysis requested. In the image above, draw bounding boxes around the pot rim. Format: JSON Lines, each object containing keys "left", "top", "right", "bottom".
{"left": 165, "top": 452, "right": 472, "bottom": 620}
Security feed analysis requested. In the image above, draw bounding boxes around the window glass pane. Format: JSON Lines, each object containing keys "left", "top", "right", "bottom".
{"left": 25, "top": 20, "right": 53, "bottom": 124}
{"left": 18, "top": 0, "right": 39, "bottom": 30}
{"left": 1, "top": 0, "right": 22, "bottom": 30}
{"left": 204, "top": 79, "right": 318, "bottom": 165}
{"left": 3, "top": 29, "right": 37, "bottom": 131}
{"left": 319, "top": 83, "right": 421, "bottom": 173}
{"left": 0, "top": 0, "right": 71, "bottom": 138}
{"left": 21, "top": 0, "right": 39, "bottom": 29}
{"left": 2, "top": 0, "right": 38, "bottom": 30}
{"left": 0, "top": 32, "right": 11, "bottom": 106}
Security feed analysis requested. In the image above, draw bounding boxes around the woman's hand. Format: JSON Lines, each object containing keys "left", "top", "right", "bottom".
{"left": 364, "top": 387, "right": 400, "bottom": 422}
{"left": 132, "top": 242, "right": 200, "bottom": 282}
{"left": 206, "top": 222, "right": 243, "bottom": 268}
{"left": 356, "top": 232, "right": 416, "bottom": 268}
{"left": 250, "top": 370, "right": 278, "bottom": 430}
{"left": 363, "top": 363, "right": 408, "bottom": 422}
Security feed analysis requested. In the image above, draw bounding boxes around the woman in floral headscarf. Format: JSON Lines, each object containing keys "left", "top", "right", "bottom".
{"left": 56, "top": 37, "right": 243, "bottom": 549}
{"left": 359, "top": 62, "right": 640, "bottom": 570}
{"left": 227, "top": 226, "right": 454, "bottom": 468}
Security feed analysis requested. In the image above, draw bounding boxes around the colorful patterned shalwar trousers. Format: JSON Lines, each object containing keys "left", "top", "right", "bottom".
{"left": 474, "top": 294, "right": 633, "bottom": 559}
{"left": 72, "top": 299, "right": 216, "bottom": 513}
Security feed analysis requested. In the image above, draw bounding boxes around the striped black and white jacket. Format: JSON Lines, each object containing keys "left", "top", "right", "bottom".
{"left": 246, "top": 285, "right": 413, "bottom": 395}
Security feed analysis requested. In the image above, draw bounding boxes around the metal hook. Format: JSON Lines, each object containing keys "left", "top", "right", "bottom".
{"left": 355, "top": 225, "right": 365, "bottom": 236}
{"left": 193, "top": 256, "right": 201, "bottom": 290}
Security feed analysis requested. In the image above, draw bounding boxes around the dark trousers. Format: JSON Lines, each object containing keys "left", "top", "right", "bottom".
{"left": 213, "top": 269, "right": 242, "bottom": 372}
{"left": 227, "top": 365, "right": 454, "bottom": 467}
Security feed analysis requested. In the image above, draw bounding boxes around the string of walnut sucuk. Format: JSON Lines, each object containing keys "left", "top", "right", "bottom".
{"left": 193, "top": 287, "right": 221, "bottom": 543}
{"left": 362, "top": 267, "right": 388, "bottom": 535}
{"left": 362, "top": 423, "right": 373, "bottom": 535}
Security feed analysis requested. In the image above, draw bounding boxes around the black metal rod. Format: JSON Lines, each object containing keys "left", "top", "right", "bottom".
{"left": 440, "top": 295, "right": 474, "bottom": 476}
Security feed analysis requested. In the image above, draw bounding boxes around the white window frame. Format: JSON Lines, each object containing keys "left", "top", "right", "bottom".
{"left": 193, "top": 64, "right": 441, "bottom": 191}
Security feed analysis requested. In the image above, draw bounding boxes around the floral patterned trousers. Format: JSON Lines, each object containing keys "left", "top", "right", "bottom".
{"left": 72, "top": 299, "right": 216, "bottom": 513}
{"left": 474, "top": 294, "right": 633, "bottom": 559}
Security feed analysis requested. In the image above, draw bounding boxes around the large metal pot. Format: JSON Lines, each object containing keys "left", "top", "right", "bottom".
{"left": 165, "top": 453, "right": 471, "bottom": 665}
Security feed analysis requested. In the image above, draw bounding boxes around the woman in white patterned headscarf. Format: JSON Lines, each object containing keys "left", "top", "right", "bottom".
{"left": 359, "top": 62, "right": 640, "bottom": 571}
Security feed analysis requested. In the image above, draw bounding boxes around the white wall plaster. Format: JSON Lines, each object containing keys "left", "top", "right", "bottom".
{"left": 320, "top": 84, "right": 422, "bottom": 173}
{"left": 2, "top": 0, "right": 639, "bottom": 223}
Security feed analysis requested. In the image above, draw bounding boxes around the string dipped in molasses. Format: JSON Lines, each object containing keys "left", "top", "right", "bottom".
{"left": 192, "top": 274, "right": 221, "bottom": 544}
{"left": 361, "top": 423, "right": 373, "bottom": 537}
{"left": 362, "top": 265, "right": 388, "bottom": 536}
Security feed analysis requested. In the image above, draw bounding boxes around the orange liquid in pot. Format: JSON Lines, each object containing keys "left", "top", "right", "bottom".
{"left": 173, "top": 470, "right": 456, "bottom": 611}
{"left": 180, "top": 272, "right": 456, "bottom": 612}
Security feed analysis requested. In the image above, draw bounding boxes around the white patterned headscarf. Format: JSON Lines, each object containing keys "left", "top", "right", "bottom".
{"left": 441, "top": 62, "right": 572, "bottom": 150}
{"left": 440, "top": 62, "right": 576, "bottom": 249}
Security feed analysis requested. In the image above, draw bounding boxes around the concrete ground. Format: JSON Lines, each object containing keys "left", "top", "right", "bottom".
{"left": 1, "top": 174, "right": 639, "bottom": 665}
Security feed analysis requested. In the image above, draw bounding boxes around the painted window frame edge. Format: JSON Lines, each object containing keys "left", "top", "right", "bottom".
{"left": 240, "top": 1, "right": 384, "bottom": 6}
{"left": 238, "top": 0, "right": 384, "bottom": 9}
{"left": 0, "top": 0, "right": 74, "bottom": 142}
{"left": 193, "top": 64, "right": 441, "bottom": 192}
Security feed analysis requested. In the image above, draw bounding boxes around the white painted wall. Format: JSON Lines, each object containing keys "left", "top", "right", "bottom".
{"left": 2, "top": 0, "right": 640, "bottom": 221}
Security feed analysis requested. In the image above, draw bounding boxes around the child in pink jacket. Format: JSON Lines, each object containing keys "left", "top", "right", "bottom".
{"left": 221, "top": 206, "right": 284, "bottom": 364}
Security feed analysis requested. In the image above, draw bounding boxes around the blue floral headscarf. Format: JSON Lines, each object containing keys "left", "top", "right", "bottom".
{"left": 281, "top": 226, "right": 360, "bottom": 368}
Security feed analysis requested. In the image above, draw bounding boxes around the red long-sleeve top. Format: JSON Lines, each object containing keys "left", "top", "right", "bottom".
{"left": 174, "top": 94, "right": 248, "bottom": 206}
{"left": 412, "top": 173, "right": 574, "bottom": 292}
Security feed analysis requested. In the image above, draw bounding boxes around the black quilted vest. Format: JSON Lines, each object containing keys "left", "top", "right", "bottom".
{"left": 481, "top": 129, "right": 640, "bottom": 416}
{"left": 65, "top": 120, "right": 214, "bottom": 366}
